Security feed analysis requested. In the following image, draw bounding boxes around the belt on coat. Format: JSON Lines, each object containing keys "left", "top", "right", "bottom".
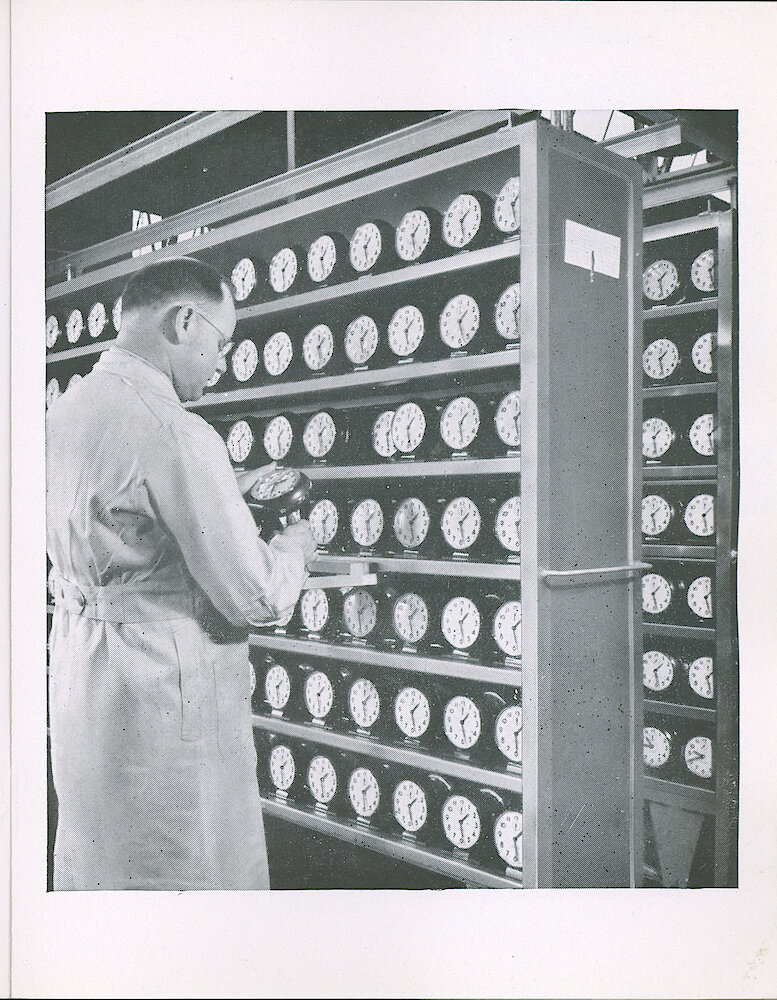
{"left": 53, "top": 575, "right": 197, "bottom": 623}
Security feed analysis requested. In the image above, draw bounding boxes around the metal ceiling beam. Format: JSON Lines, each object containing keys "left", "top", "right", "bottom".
{"left": 45, "top": 112, "right": 263, "bottom": 211}
{"left": 642, "top": 164, "right": 737, "bottom": 210}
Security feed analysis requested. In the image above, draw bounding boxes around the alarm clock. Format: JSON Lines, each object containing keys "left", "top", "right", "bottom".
{"left": 683, "top": 493, "right": 715, "bottom": 539}
{"left": 642, "top": 337, "right": 680, "bottom": 382}
{"left": 46, "top": 315, "right": 60, "bottom": 350}
{"left": 493, "top": 283, "right": 521, "bottom": 344}
{"left": 341, "top": 587, "right": 380, "bottom": 642}
{"left": 112, "top": 297, "right": 123, "bottom": 333}
{"left": 641, "top": 572, "right": 675, "bottom": 619}
{"left": 493, "top": 495, "right": 521, "bottom": 559}
{"left": 440, "top": 592, "right": 483, "bottom": 655}
{"left": 441, "top": 791, "right": 483, "bottom": 853}
{"left": 642, "top": 257, "right": 683, "bottom": 306}
{"left": 691, "top": 331, "right": 716, "bottom": 377}
{"left": 440, "top": 495, "right": 484, "bottom": 557}
{"left": 683, "top": 734, "right": 713, "bottom": 781}
{"left": 390, "top": 495, "right": 433, "bottom": 554}
{"left": 390, "top": 590, "right": 433, "bottom": 650}
{"left": 302, "top": 323, "right": 336, "bottom": 374}
{"left": 262, "top": 330, "right": 296, "bottom": 380}
{"left": 224, "top": 417, "right": 264, "bottom": 467}
{"left": 394, "top": 207, "right": 443, "bottom": 264}
{"left": 347, "top": 762, "right": 391, "bottom": 826}
{"left": 348, "top": 497, "right": 387, "bottom": 553}
{"left": 642, "top": 414, "right": 677, "bottom": 463}
{"left": 349, "top": 220, "right": 397, "bottom": 275}
{"left": 65, "top": 308, "right": 84, "bottom": 345}
{"left": 391, "top": 400, "right": 436, "bottom": 458}
{"left": 296, "top": 587, "right": 342, "bottom": 639}
{"left": 305, "top": 752, "right": 344, "bottom": 811}
{"left": 686, "top": 575, "right": 713, "bottom": 621}
{"left": 686, "top": 655, "right": 714, "bottom": 701}
{"left": 494, "top": 809, "right": 523, "bottom": 871}
{"left": 307, "top": 233, "right": 351, "bottom": 285}
{"left": 302, "top": 410, "right": 351, "bottom": 464}
{"left": 492, "top": 600, "right": 522, "bottom": 661}
{"left": 387, "top": 304, "right": 428, "bottom": 361}
{"left": 230, "top": 336, "right": 261, "bottom": 386}
{"left": 230, "top": 257, "right": 262, "bottom": 304}
{"left": 443, "top": 689, "right": 508, "bottom": 762}
{"left": 267, "top": 740, "right": 303, "bottom": 800}
{"left": 261, "top": 656, "right": 293, "bottom": 716}
{"left": 643, "top": 724, "right": 673, "bottom": 771}
{"left": 262, "top": 413, "right": 299, "bottom": 464}
{"left": 494, "top": 703, "right": 523, "bottom": 766}
{"left": 343, "top": 313, "right": 381, "bottom": 369}
{"left": 87, "top": 302, "right": 108, "bottom": 340}
{"left": 438, "top": 293, "right": 481, "bottom": 353}
{"left": 346, "top": 675, "right": 386, "bottom": 736}
{"left": 642, "top": 649, "right": 676, "bottom": 695}
{"left": 494, "top": 390, "right": 521, "bottom": 451}
{"left": 46, "top": 378, "right": 61, "bottom": 409}
{"left": 493, "top": 176, "right": 521, "bottom": 236}
{"left": 369, "top": 408, "right": 399, "bottom": 462}
{"left": 689, "top": 249, "right": 717, "bottom": 297}
{"left": 268, "top": 246, "right": 306, "bottom": 295}
{"left": 439, "top": 396, "right": 482, "bottom": 454}
{"left": 308, "top": 495, "right": 347, "bottom": 553}
{"left": 393, "top": 684, "right": 435, "bottom": 744}
{"left": 441, "top": 191, "right": 494, "bottom": 251}
{"left": 391, "top": 776, "right": 430, "bottom": 837}
{"left": 687, "top": 412, "right": 715, "bottom": 459}
{"left": 641, "top": 494, "right": 675, "bottom": 540}
{"left": 299, "top": 665, "right": 344, "bottom": 726}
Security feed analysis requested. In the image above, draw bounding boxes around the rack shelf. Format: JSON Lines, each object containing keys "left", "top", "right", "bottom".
{"left": 643, "top": 213, "right": 724, "bottom": 242}
{"left": 310, "top": 554, "right": 520, "bottom": 581}
{"left": 252, "top": 714, "right": 522, "bottom": 794}
{"left": 643, "top": 622, "right": 715, "bottom": 639}
{"left": 46, "top": 341, "right": 111, "bottom": 366}
{"left": 643, "top": 544, "right": 716, "bottom": 561}
{"left": 188, "top": 348, "right": 520, "bottom": 411}
{"left": 643, "top": 299, "right": 718, "bottom": 322}
{"left": 260, "top": 796, "right": 522, "bottom": 888}
{"left": 249, "top": 632, "right": 521, "bottom": 686}
{"left": 643, "top": 699, "right": 716, "bottom": 723}
{"left": 300, "top": 457, "right": 520, "bottom": 482}
{"left": 643, "top": 382, "right": 717, "bottom": 399}
{"left": 643, "top": 775, "right": 716, "bottom": 810}
{"left": 644, "top": 465, "right": 717, "bottom": 481}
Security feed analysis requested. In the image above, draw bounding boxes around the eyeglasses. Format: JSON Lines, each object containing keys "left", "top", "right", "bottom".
{"left": 194, "top": 309, "right": 234, "bottom": 359}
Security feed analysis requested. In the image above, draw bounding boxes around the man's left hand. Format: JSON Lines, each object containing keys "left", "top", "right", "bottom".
{"left": 235, "top": 463, "right": 277, "bottom": 497}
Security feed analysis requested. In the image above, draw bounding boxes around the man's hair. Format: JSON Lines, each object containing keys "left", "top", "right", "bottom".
{"left": 120, "top": 256, "right": 232, "bottom": 317}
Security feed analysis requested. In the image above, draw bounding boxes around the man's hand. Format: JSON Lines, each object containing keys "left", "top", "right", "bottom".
{"left": 235, "top": 463, "right": 277, "bottom": 497}
{"left": 281, "top": 520, "right": 318, "bottom": 566}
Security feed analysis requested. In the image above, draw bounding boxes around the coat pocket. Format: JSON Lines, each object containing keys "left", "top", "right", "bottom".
{"left": 171, "top": 622, "right": 204, "bottom": 741}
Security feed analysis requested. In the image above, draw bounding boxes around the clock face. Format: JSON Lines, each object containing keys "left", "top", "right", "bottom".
{"left": 349, "top": 222, "right": 384, "bottom": 273}
{"left": 269, "top": 247, "right": 299, "bottom": 294}
{"left": 350, "top": 498, "right": 384, "bottom": 549}
{"left": 690, "top": 249, "right": 717, "bottom": 294}
{"left": 439, "top": 396, "right": 481, "bottom": 450}
{"left": 263, "top": 331, "right": 293, "bottom": 377}
{"left": 442, "top": 193, "right": 483, "bottom": 249}
{"left": 689, "top": 413, "right": 715, "bottom": 457}
{"left": 263, "top": 415, "right": 293, "bottom": 461}
{"left": 112, "top": 297, "right": 123, "bottom": 332}
{"left": 309, "top": 498, "right": 339, "bottom": 547}
{"left": 642, "top": 338, "right": 679, "bottom": 380}
{"left": 66, "top": 309, "right": 84, "bottom": 344}
{"left": 493, "top": 176, "right": 521, "bottom": 234}
{"left": 495, "top": 496, "right": 521, "bottom": 554}
{"left": 302, "top": 324, "right": 334, "bottom": 372}
{"left": 395, "top": 209, "right": 432, "bottom": 262}
{"left": 388, "top": 305, "right": 425, "bottom": 357}
{"left": 269, "top": 744, "right": 296, "bottom": 791}
{"left": 691, "top": 332, "right": 715, "bottom": 375}
{"left": 442, "top": 794, "right": 481, "bottom": 850}
{"left": 493, "top": 600, "right": 522, "bottom": 658}
{"left": 443, "top": 695, "right": 482, "bottom": 750}
{"left": 307, "top": 235, "right": 338, "bottom": 284}
{"left": 348, "top": 767, "right": 381, "bottom": 818}
{"left": 392, "top": 592, "right": 429, "bottom": 645}
{"left": 46, "top": 315, "right": 60, "bottom": 349}
{"left": 643, "top": 726, "right": 672, "bottom": 768}
{"left": 684, "top": 493, "right": 714, "bottom": 537}
{"left": 642, "top": 259, "right": 680, "bottom": 302}
{"left": 688, "top": 656, "right": 714, "bottom": 700}
{"left": 391, "top": 402, "right": 426, "bottom": 454}
{"left": 226, "top": 419, "right": 254, "bottom": 464}
{"left": 348, "top": 677, "right": 381, "bottom": 729}
{"left": 642, "top": 650, "right": 674, "bottom": 693}
{"left": 641, "top": 494, "right": 673, "bottom": 536}
{"left": 494, "top": 283, "right": 521, "bottom": 341}
{"left": 442, "top": 596, "right": 481, "bottom": 649}
{"left": 371, "top": 409, "right": 398, "bottom": 459}
{"left": 231, "top": 257, "right": 257, "bottom": 302}
{"left": 642, "top": 417, "right": 675, "bottom": 460}
{"left": 495, "top": 390, "right": 521, "bottom": 448}
{"left": 494, "top": 810, "right": 523, "bottom": 868}
{"left": 684, "top": 735, "right": 712, "bottom": 779}
{"left": 687, "top": 576, "right": 713, "bottom": 619}
{"left": 342, "top": 588, "right": 378, "bottom": 638}
{"left": 393, "top": 780, "right": 428, "bottom": 833}
{"left": 264, "top": 663, "right": 292, "bottom": 712}
{"left": 344, "top": 315, "right": 379, "bottom": 366}
{"left": 46, "top": 378, "right": 61, "bottom": 409}
{"left": 87, "top": 302, "right": 107, "bottom": 339}
{"left": 393, "top": 497, "right": 430, "bottom": 550}
{"left": 303, "top": 411, "right": 338, "bottom": 459}
{"left": 307, "top": 755, "right": 337, "bottom": 804}
{"left": 441, "top": 496, "right": 482, "bottom": 551}
{"left": 231, "top": 338, "right": 259, "bottom": 383}
{"left": 304, "top": 670, "right": 334, "bottom": 720}
{"left": 300, "top": 588, "right": 331, "bottom": 632}
{"left": 495, "top": 705, "right": 523, "bottom": 763}
{"left": 67, "top": 374, "right": 82, "bottom": 392}
{"left": 394, "top": 686, "right": 431, "bottom": 739}
{"left": 642, "top": 573, "right": 673, "bottom": 615}
{"left": 439, "top": 294, "right": 480, "bottom": 350}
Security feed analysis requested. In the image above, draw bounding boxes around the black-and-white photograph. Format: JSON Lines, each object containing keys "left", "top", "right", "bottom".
{"left": 43, "top": 109, "right": 739, "bottom": 893}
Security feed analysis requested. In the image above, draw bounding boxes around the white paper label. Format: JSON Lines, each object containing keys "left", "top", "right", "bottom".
{"left": 564, "top": 220, "right": 621, "bottom": 279}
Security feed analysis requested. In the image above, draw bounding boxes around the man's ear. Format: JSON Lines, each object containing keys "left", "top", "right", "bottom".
{"left": 172, "top": 304, "right": 196, "bottom": 345}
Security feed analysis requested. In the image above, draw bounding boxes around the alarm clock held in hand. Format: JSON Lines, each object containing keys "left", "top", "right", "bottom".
{"left": 248, "top": 466, "right": 313, "bottom": 541}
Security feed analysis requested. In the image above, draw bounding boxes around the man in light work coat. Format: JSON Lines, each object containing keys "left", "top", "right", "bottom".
{"left": 46, "top": 257, "right": 316, "bottom": 890}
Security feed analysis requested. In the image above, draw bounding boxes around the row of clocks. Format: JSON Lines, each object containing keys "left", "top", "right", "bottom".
{"left": 301, "top": 489, "right": 521, "bottom": 560}
{"left": 643, "top": 329, "right": 716, "bottom": 383}
{"left": 207, "top": 283, "right": 520, "bottom": 393}
{"left": 642, "top": 489, "right": 715, "bottom": 544}
{"left": 252, "top": 654, "right": 521, "bottom": 765}
{"left": 256, "top": 734, "right": 523, "bottom": 869}
{"left": 643, "top": 723, "right": 714, "bottom": 787}
{"left": 280, "top": 584, "right": 522, "bottom": 661}
{"left": 642, "top": 246, "right": 717, "bottom": 306}
{"left": 642, "top": 406, "right": 716, "bottom": 463}
{"left": 220, "top": 390, "right": 520, "bottom": 468}
{"left": 643, "top": 645, "right": 714, "bottom": 702}
{"left": 46, "top": 297, "right": 122, "bottom": 350}
{"left": 228, "top": 179, "right": 521, "bottom": 304}
{"left": 642, "top": 566, "right": 714, "bottom": 625}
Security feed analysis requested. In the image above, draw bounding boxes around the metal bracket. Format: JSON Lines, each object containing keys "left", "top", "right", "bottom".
{"left": 303, "top": 559, "right": 377, "bottom": 591}
{"left": 540, "top": 561, "right": 652, "bottom": 586}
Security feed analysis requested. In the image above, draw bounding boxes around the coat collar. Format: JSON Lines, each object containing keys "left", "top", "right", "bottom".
{"left": 98, "top": 347, "right": 182, "bottom": 406}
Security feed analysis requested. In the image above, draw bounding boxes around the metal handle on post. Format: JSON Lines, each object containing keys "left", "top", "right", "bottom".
{"left": 540, "top": 561, "right": 652, "bottom": 586}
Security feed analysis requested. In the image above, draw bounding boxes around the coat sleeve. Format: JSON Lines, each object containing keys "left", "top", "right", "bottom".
{"left": 143, "top": 413, "right": 308, "bottom": 626}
